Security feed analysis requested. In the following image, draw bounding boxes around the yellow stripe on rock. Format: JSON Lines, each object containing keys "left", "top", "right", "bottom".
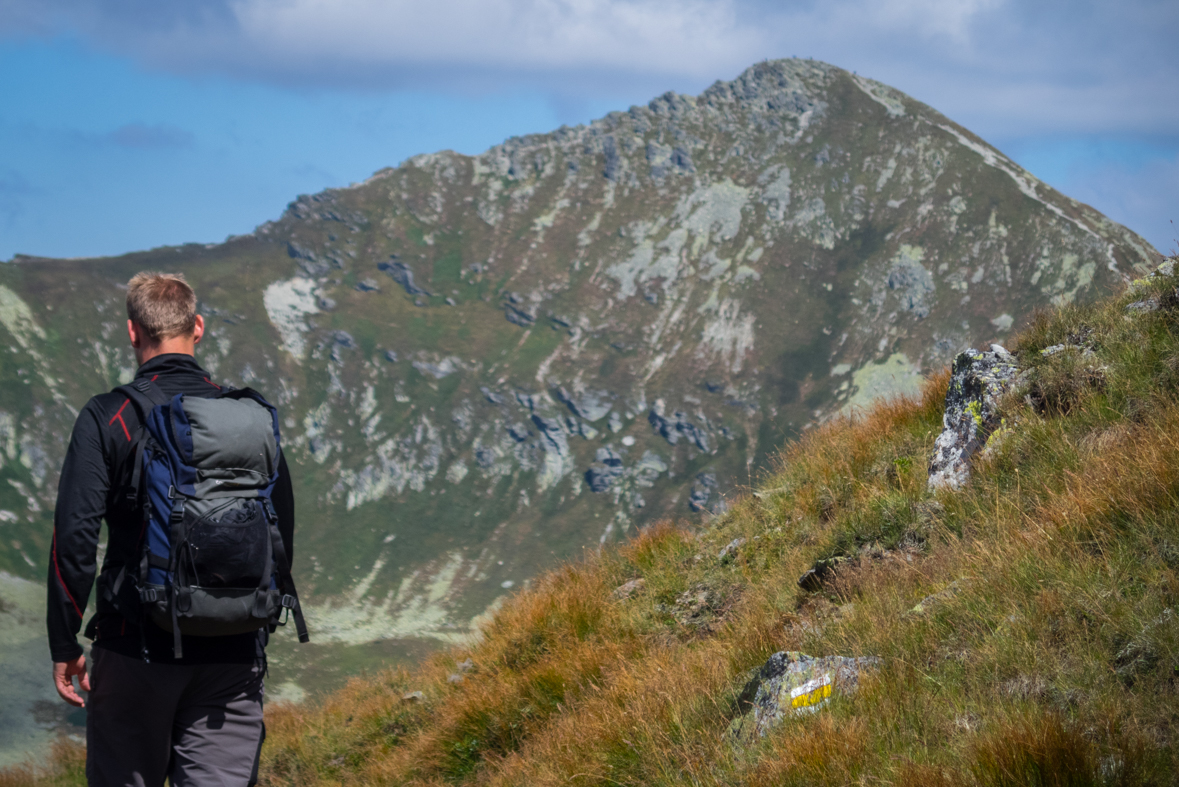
{"left": 790, "top": 673, "right": 833, "bottom": 710}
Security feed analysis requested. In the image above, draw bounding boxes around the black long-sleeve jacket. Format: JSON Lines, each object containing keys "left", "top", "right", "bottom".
{"left": 47, "top": 353, "right": 295, "bottom": 664}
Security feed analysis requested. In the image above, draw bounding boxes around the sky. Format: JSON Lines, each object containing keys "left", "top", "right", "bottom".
{"left": 0, "top": 0, "right": 1176, "bottom": 261}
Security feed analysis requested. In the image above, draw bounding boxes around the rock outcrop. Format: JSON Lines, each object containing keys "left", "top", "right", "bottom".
{"left": 928, "top": 345, "right": 1021, "bottom": 490}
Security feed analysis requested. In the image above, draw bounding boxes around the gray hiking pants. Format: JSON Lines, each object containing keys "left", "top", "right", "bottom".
{"left": 86, "top": 648, "right": 265, "bottom": 787}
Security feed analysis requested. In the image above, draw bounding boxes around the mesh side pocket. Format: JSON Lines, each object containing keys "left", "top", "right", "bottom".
{"left": 186, "top": 500, "right": 270, "bottom": 589}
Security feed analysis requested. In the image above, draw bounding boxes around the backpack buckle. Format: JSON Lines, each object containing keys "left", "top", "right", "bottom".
{"left": 139, "top": 587, "right": 160, "bottom": 603}
{"left": 280, "top": 594, "right": 297, "bottom": 609}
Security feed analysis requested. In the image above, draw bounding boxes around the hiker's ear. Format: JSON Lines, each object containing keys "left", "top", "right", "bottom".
{"left": 127, "top": 320, "right": 142, "bottom": 349}
{"left": 193, "top": 314, "right": 204, "bottom": 345}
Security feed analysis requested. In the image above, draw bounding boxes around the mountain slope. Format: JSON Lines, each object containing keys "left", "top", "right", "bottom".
{"left": 196, "top": 255, "right": 1179, "bottom": 785}
{"left": 12, "top": 257, "right": 1179, "bottom": 787}
{"left": 0, "top": 59, "right": 1159, "bottom": 701}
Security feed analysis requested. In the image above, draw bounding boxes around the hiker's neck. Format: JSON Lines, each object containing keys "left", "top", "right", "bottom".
{"left": 129, "top": 317, "right": 204, "bottom": 367}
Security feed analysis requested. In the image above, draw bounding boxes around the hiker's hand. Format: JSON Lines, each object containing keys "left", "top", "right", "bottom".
{"left": 54, "top": 656, "right": 90, "bottom": 708}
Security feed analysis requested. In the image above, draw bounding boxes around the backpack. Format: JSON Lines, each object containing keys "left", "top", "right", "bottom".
{"left": 111, "top": 377, "right": 309, "bottom": 659}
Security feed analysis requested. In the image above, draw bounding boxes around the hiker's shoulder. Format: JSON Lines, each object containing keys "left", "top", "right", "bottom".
{"left": 80, "top": 390, "right": 131, "bottom": 420}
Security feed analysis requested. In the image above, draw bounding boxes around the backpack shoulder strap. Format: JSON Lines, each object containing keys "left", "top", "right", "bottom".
{"left": 114, "top": 378, "right": 171, "bottom": 414}
{"left": 113, "top": 380, "right": 171, "bottom": 506}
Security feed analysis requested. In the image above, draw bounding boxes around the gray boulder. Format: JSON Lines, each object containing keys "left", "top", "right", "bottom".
{"left": 649, "top": 408, "right": 710, "bottom": 452}
{"left": 729, "top": 651, "right": 880, "bottom": 744}
{"left": 531, "top": 414, "right": 570, "bottom": 458}
{"left": 927, "top": 344, "right": 1021, "bottom": 491}
{"left": 553, "top": 386, "right": 614, "bottom": 422}
{"left": 379, "top": 257, "right": 431, "bottom": 296}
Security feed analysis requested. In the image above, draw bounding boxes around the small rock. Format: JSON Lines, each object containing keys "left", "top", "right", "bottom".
{"left": 906, "top": 579, "right": 968, "bottom": 617}
{"left": 612, "top": 578, "right": 646, "bottom": 600}
{"left": 355, "top": 278, "right": 380, "bottom": 292}
{"left": 447, "top": 673, "right": 464, "bottom": 684}
{"left": 729, "top": 651, "right": 880, "bottom": 744}
{"left": 1125, "top": 298, "right": 1160, "bottom": 314}
{"left": 689, "top": 486, "right": 711, "bottom": 512}
{"left": 717, "top": 538, "right": 745, "bottom": 563}
{"left": 673, "top": 585, "right": 720, "bottom": 625}
{"left": 596, "top": 446, "right": 623, "bottom": 466}
{"left": 797, "top": 557, "right": 847, "bottom": 592}
{"left": 456, "top": 658, "right": 475, "bottom": 673}
{"left": 383, "top": 350, "right": 399, "bottom": 363}
{"left": 505, "top": 303, "right": 536, "bottom": 326}
{"left": 553, "top": 387, "right": 614, "bottom": 422}
{"left": 402, "top": 691, "right": 425, "bottom": 703}
{"left": 586, "top": 463, "right": 624, "bottom": 492}
{"left": 380, "top": 258, "right": 431, "bottom": 296}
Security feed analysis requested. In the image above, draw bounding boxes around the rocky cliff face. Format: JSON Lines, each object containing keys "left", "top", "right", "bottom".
{"left": 0, "top": 59, "right": 1158, "bottom": 690}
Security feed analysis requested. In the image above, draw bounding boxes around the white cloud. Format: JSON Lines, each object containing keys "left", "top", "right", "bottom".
{"left": 229, "top": 0, "right": 761, "bottom": 77}
{"left": 1, "top": 0, "right": 1177, "bottom": 137}
{"left": 836, "top": 0, "right": 1004, "bottom": 41}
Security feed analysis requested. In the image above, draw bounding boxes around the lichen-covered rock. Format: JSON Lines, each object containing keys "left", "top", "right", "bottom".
{"left": 928, "top": 344, "right": 1021, "bottom": 491}
{"left": 729, "top": 651, "right": 880, "bottom": 744}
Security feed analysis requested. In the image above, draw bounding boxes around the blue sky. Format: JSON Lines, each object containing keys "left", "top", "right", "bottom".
{"left": 1, "top": 0, "right": 1176, "bottom": 260}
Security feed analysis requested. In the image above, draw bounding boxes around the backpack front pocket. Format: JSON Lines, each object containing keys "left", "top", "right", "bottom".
{"left": 185, "top": 500, "right": 271, "bottom": 590}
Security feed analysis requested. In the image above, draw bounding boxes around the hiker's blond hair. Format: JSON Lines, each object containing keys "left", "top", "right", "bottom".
{"left": 126, "top": 272, "right": 197, "bottom": 342}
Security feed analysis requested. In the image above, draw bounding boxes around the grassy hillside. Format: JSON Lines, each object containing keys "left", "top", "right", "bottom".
{"left": 9, "top": 258, "right": 1179, "bottom": 785}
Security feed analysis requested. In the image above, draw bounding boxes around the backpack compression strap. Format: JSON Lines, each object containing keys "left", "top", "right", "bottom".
{"left": 262, "top": 498, "right": 310, "bottom": 643}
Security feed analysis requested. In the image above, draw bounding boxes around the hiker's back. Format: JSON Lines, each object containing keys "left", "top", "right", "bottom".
{"left": 122, "top": 377, "right": 307, "bottom": 658}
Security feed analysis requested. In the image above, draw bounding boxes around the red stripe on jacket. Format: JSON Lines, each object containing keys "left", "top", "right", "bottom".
{"left": 108, "top": 399, "right": 132, "bottom": 442}
{"left": 51, "top": 532, "right": 83, "bottom": 620}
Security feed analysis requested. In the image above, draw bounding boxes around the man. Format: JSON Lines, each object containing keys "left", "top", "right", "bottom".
{"left": 48, "top": 271, "right": 296, "bottom": 787}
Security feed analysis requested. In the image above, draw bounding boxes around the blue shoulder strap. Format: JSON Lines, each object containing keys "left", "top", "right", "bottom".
{"left": 114, "top": 380, "right": 171, "bottom": 506}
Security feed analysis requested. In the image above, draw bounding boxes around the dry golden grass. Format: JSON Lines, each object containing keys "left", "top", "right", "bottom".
{"left": 0, "top": 739, "right": 85, "bottom": 787}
